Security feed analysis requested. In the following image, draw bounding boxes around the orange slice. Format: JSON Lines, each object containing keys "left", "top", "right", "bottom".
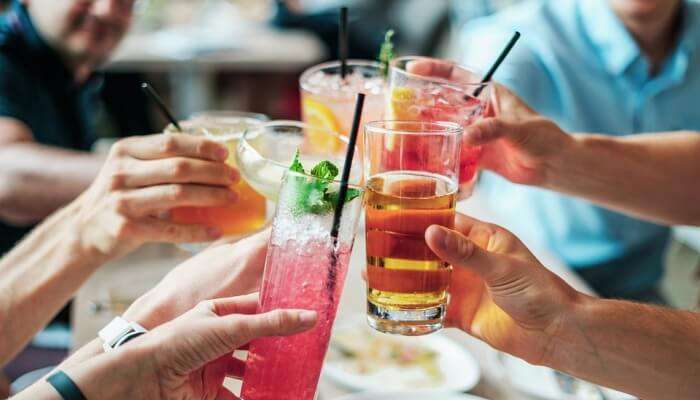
{"left": 385, "top": 87, "right": 419, "bottom": 150}
{"left": 302, "top": 98, "right": 344, "bottom": 153}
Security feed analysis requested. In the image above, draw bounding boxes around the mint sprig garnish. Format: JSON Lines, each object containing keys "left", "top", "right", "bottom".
{"left": 379, "top": 29, "right": 395, "bottom": 78}
{"left": 288, "top": 152, "right": 360, "bottom": 215}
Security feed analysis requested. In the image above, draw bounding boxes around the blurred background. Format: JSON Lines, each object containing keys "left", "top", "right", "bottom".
{"left": 0, "top": 0, "right": 698, "bottom": 398}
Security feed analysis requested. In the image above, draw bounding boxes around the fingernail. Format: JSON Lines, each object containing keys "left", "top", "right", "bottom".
{"left": 229, "top": 168, "right": 239, "bottom": 183}
{"left": 207, "top": 227, "right": 222, "bottom": 239}
{"left": 435, "top": 226, "right": 469, "bottom": 257}
{"left": 216, "top": 147, "right": 228, "bottom": 161}
{"left": 299, "top": 310, "right": 317, "bottom": 326}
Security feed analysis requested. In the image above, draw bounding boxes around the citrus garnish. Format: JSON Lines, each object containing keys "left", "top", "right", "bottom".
{"left": 385, "top": 87, "right": 419, "bottom": 150}
{"left": 302, "top": 98, "right": 344, "bottom": 153}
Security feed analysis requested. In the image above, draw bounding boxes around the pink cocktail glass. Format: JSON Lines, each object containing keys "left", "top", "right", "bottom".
{"left": 241, "top": 170, "right": 364, "bottom": 400}
{"left": 387, "top": 56, "right": 491, "bottom": 196}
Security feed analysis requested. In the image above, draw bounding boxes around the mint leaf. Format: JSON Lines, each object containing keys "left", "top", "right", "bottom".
{"left": 379, "top": 29, "right": 395, "bottom": 78}
{"left": 286, "top": 154, "right": 360, "bottom": 215}
{"left": 310, "top": 161, "right": 339, "bottom": 181}
{"left": 326, "top": 188, "right": 362, "bottom": 208}
{"left": 290, "top": 150, "right": 305, "bottom": 173}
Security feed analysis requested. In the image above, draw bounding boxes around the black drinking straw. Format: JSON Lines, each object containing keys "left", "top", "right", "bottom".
{"left": 339, "top": 6, "right": 349, "bottom": 79}
{"left": 141, "top": 82, "right": 182, "bottom": 132}
{"left": 327, "top": 93, "right": 364, "bottom": 296}
{"left": 330, "top": 92, "right": 364, "bottom": 240}
{"left": 472, "top": 31, "right": 521, "bottom": 97}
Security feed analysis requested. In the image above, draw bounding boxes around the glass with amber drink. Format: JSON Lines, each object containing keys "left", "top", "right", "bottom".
{"left": 364, "top": 121, "right": 462, "bottom": 335}
{"left": 165, "top": 115, "right": 269, "bottom": 251}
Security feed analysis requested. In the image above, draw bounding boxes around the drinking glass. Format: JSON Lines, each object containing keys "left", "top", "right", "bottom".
{"left": 388, "top": 56, "right": 490, "bottom": 196}
{"left": 364, "top": 120, "right": 463, "bottom": 336}
{"left": 240, "top": 170, "right": 364, "bottom": 400}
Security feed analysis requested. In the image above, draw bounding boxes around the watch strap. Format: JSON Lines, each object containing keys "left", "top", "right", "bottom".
{"left": 47, "top": 371, "right": 87, "bottom": 400}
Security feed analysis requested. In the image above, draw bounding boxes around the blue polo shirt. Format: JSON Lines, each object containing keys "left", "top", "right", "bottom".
{"left": 459, "top": 0, "right": 700, "bottom": 296}
{"left": 0, "top": 1, "right": 100, "bottom": 252}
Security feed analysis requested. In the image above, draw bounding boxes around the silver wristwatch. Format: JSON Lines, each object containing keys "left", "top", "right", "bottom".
{"left": 98, "top": 316, "right": 148, "bottom": 352}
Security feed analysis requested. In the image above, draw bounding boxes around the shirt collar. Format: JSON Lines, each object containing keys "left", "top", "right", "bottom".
{"left": 578, "top": 0, "right": 698, "bottom": 79}
{"left": 578, "top": 0, "right": 641, "bottom": 76}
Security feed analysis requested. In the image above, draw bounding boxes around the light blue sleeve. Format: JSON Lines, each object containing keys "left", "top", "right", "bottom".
{"left": 459, "top": 18, "right": 559, "bottom": 116}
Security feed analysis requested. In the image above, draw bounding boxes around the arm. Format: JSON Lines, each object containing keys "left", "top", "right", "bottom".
{"left": 0, "top": 202, "right": 106, "bottom": 365}
{"left": 12, "top": 348, "right": 150, "bottom": 400}
{"left": 544, "top": 131, "right": 700, "bottom": 226}
{"left": 13, "top": 296, "right": 316, "bottom": 400}
{"left": 552, "top": 297, "right": 700, "bottom": 399}
{"left": 465, "top": 84, "right": 700, "bottom": 226}
{"left": 0, "top": 134, "right": 237, "bottom": 366}
{"left": 58, "top": 228, "right": 270, "bottom": 370}
{"left": 0, "top": 118, "right": 103, "bottom": 225}
{"left": 426, "top": 213, "right": 700, "bottom": 400}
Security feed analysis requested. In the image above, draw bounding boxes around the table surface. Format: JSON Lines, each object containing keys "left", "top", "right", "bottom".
{"left": 72, "top": 193, "right": 596, "bottom": 400}
{"left": 106, "top": 24, "right": 326, "bottom": 73}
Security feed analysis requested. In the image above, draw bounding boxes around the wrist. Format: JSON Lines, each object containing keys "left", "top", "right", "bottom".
{"left": 123, "top": 290, "right": 176, "bottom": 330}
{"left": 540, "top": 131, "right": 579, "bottom": 190}
{"left": 540, "top": 292, "right": 597, "bottom": 369}
{"left": 64, "top": 342, "right": 158, "bottom": 400}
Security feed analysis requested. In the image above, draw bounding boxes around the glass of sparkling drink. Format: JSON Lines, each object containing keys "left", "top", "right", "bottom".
{"left": 241, "top": 170, "right": 364, "bottom": 400}
{"left": 364, "top": 120, "right": 463, "bottom": 336}
{"left": 236, "top": 120, "right": 361, "bottom": 201}
{"left": 164, "top": 116, "right": 269, "bottom": 250}
{"left": 300, "top": 60, "right": 386, "bottom": 150}
{"left": 388, "top": 56, "right": 490, "bottom": 197}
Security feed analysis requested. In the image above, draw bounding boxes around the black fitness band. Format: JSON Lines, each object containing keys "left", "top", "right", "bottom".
{"left": 47, "top": 371, "right": 87, "bottom": 400}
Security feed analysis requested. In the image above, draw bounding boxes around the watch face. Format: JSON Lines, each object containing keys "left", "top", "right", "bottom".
{"left": 116, "top": 331, "right": 147, "bottom": 348}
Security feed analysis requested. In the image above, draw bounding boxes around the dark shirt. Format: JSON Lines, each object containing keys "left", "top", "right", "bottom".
{"left": 0, "top": 1, "right": 100, "bottom": 252}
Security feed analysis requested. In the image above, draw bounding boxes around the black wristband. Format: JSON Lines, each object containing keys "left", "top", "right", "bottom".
{"left": 47, "top": 371, "right": 87, "bottom": 400}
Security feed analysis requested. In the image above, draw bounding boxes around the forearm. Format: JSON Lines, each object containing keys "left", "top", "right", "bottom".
{"left": 544, "top": 132, "right": 700, "bottom": 226}
{"left": 0, "top": 202, "right": 109, "bottom": 365}
{"left": 0, "top": 142, "right": 103, "bottom": 225}
{"left": 13, "top": 346, "right": 153, "bottom": 400}
{"left": 546, "top": 296, "right": 700, "bottom": 399}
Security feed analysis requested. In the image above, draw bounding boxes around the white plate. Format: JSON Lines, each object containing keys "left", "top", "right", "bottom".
{"left": 498, "top": 353, "right": 636, "bottom": 400}
{"left": 322, "top": 315, "right": 480, "bottom": 394}
{"left": 336, "top": 392, "right": 487, "bottom": 400}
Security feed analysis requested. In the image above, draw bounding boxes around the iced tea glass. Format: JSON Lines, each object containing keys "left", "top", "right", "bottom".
{"left": 364, "top": 121, "right": 463, "bottom": 336}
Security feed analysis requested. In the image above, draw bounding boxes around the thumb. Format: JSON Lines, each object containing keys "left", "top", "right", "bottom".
{"left": 425, "top": 225, "right": 516, "bottom": 285}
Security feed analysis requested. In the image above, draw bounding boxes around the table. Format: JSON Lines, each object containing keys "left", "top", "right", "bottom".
{"left": 105, "top": 23, "right": 325, "bottom": 117}
{"left": 72, "top": 193, "right": 595, "bottom": 399}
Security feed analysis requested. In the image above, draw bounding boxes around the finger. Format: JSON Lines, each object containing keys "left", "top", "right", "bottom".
{"left": 454, "top": 213, "right": 534, "bottom": 258}
{"left": 112, "top": 134, "right": 228, "bottom": 162}
{"left": 215, "top": 387, "right": 240, "bottom": 400}
{"left": 133, "top": 219, "right": 222, "bottom": 243}
{"left": 120, "top": 158, "right": 238, "bottom": 188}
{"left": 463, "top": 118, "right": 514, "bottom": 146}
{"left": 406, "top": 59, "right": 454, "bottom": 78}
{"left": 225, "top": 357, "right": 246, "bottom": 379}
{"left": 425, "top": 225, "right": 515, "bottom": 285}
{"left": 210, "top": 294, "right": 260, "bottom": 316}
{"left": 491, "top": 83, "right": 538, "bottom": 119}
{"left": 117, "top": 184, "right": 237, "bottom": 217}
{"left": 226, "top": 309, "right": 317, "bottom": 346}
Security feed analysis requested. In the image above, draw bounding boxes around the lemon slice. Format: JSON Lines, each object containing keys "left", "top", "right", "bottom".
{"left": 385, "top": 87, "right": 419, "bottom": 150}
{"left": 302, "top": 98, "right": 344, "bottom": 153}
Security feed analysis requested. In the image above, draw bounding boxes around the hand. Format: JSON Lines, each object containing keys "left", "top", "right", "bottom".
{"left": 407, "top": 58, "right": 573, "bottom": 186}
{"left": 124, "top": 229, "right": 270, "bottom": 329}
{"left": 73, "top": 134, "right": 239, "bottom": 259}
{"left": 425, "top": 213, "right": 584, "bottom": 365}
{"left": 124, "top": 295, "right": 316, "bottom": 400}
{"left": 465, "top": 85, "right": 574, "bottom": 185}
